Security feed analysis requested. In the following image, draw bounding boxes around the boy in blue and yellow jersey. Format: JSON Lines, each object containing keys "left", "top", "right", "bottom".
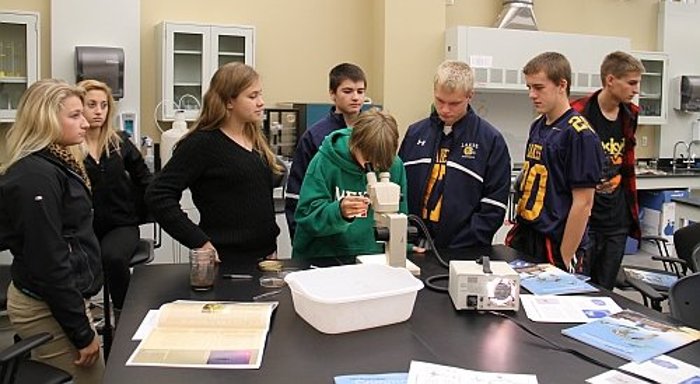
{"left": 571, "top": 51, "right": 644, "bottom": 289}
{"left": 507, "top": 52, "right": 604, "bottom": 273}
{"left": 292, "top": 109, "right": 408, "bottom": 259}
{"left": 399, "top": 60, "right": 511, "bottom": 248}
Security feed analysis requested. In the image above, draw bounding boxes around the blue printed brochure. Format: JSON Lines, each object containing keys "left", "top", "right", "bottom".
{"left": 511, "top": 261, "right": 598, "bottom": 295}
{"left": 562, "top": 309, "right": 700, "bottom": 362}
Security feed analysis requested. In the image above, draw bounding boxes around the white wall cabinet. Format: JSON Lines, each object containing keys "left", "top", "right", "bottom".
{"left": 0, "top": 11, "right": 39, "bottom": 123}
{"left": 157, "top": 22, "right": 255, "bottom": 121}
{"left": 633, "top": 51, "right": 668, "bottom": 125}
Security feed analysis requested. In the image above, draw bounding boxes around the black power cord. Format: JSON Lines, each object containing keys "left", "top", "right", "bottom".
{"left": 407, "top": 215, "right": 450, "bottom": 292}
{"left": 488, "top": 311, "right": 661, "bottom": 384}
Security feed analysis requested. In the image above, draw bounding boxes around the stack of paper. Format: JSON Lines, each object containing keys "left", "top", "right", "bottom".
{"left": 335, "top": 361, "right": 539, "bottom": 384}
{"left": 127, "top": 300, "right": 277, "bottom": 369}
{"left": 520, "top": 295, "right": 622, "bottom": 323}
{"left": 513, "top": 262, "right": 598, "bottom": 295}
{"left": 587, "top": 355, "right": 700, "bottom": 384}
{"left": 562, "top": 309, "right": 700, "bottom": 362}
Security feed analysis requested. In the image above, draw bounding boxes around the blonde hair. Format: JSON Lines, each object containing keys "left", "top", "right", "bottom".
{"left": 75, "top": 79, "right": 121, "bottom": 161}
{"left": 434, "top": 60, "right": 474, "bottom": 95}
{"left": 349, "top": 108, "right": 399, "bottom": 171}
{"left": 1, "top": 79, "right": 85, "bottom": 174}
{"left": 190, "top": 62, "right": 282, "bottom": 174}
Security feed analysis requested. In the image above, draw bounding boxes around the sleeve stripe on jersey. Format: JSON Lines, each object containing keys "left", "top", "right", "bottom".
{"left": 285, "top": 192, "right": 300, "bottom": 200}
{"left": 480, "top": 197, "right": 507, "bottom": 211}
{"left": 446, "top": 161, "right": 483, "bottom": 183}
{"left": 403, "top": 158, "right": 432, "bottom": 167}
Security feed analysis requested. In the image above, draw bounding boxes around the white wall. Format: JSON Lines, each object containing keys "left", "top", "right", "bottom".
{"left": 657, "top": 2, "right": 700, "bottom": 157}
{"left": 51, "top": 0, "right": 141, "bottom": 139}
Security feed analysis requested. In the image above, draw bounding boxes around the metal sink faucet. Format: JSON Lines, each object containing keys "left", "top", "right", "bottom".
{"left": 673, "top": 140, "right": 689, "bottom": 172}
{"left": 688, "top": 140, "right": 700, "bottom": 169}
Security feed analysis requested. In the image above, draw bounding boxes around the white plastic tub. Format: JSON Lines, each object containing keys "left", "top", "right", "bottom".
{"left": 284, "top": 263, "right": 424, "bottom": 334}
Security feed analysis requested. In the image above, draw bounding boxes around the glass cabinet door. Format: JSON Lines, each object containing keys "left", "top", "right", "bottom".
{"left": 158, "top": 23, "right": 254, "bottom": 121}
{"left": 634, "top": 51, "right": 668, "bottom": 125}
{"left": 0, "top": 12, "right": 39, "bottom": 123}
{"left": 160, "top": 23, "right": 209, "bottom": 121}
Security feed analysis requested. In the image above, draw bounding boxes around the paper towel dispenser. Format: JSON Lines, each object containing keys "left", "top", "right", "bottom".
{"left": 75, "top": 46, "right": 124, "bottom": 99}
{"left": 672, "top": 75, "right": 700, "bottom": 112}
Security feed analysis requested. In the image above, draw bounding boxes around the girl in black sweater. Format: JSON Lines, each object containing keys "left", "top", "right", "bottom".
{"left": 76, "top": 80, "right": 152, "bottom": 311}
{"left": 146, "top": 63, "right": 283, "bottom": 262}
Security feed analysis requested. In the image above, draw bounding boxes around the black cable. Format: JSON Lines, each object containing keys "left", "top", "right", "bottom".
{"left": 407, "top": 214, "right": 449, "bottom": 268}
{"left": 424, "top": 274, "right": 449, "bottom": 292}
{"left": 488, "top": 311, "right": 661, "bottom": 384}
{"left": 407, "top": 215, "right": 451, "bottom": 292}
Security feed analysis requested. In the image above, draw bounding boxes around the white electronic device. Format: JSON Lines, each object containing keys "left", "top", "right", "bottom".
{"left": 448, "top": 258, "right": 520, "bottom": 311}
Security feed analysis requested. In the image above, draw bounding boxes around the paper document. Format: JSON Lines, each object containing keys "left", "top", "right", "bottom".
{"left": 520, "top": 295, "right": 622, "bottom": 323}
{"left": 335, "top": 373, "right": 408, "bottom": 384}
{"left": 132, "top": 309, "right": 159, "bottom": 340}
{"left": 127, "top": 300, "right": 277, "bottom": 369}
{"left": 562, "top": 309, "right": 700, "bottom": 362}
{"left": 407, "top": 361, "right": 538, "bottom": 384}
{"left": 586, "top": 354, "right": 700, "bottom": 384}
{"left": 623, "top": 267, "right": 678, "bottom": 290}
{"left": 513, "top": 262, "right": 598, "bottom": 295}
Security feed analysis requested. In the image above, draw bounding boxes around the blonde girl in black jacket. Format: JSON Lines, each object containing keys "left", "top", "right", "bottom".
{"left": 0, "top": 79, "right": 104, "bottom": 383}
{"left": 76, "top": 79, "right": 152, "bottom": 313}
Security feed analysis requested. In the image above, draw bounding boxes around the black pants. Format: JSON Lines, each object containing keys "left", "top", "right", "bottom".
{"left": 586, "top": 229, "right": 627, "bottom": 290}
{"left": 98, "top": 226, "right": 139, "bottom": 309}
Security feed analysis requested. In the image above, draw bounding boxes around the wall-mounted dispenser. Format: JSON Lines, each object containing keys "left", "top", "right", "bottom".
{"left": 75, "top": 46, "right": 125, "bottom": 99}
{"left": 672, "top": 75, "right": 700, "bottom": 112}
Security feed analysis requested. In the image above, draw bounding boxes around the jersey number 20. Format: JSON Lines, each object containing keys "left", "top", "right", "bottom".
{"left": 517, "top": 162, "right": 548, "bottom": 221}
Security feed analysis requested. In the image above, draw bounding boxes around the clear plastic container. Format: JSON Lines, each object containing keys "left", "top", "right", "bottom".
{"left": 284, "top": 264, "right": 424, "bottom": 334}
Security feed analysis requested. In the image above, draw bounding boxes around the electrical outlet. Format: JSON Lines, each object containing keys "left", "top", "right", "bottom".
{"left": 641, "top": 136, "right": 648, "bottom": 147}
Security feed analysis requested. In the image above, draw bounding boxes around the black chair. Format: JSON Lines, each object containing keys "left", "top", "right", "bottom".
{"left": 0, "top": 246, "right": 71, "bottom": 384}
{"left": 668, "top": 273, "right": 700, "bottom": 329}
{"left": 0, "top": 333, "right": 72, "bottom": 384}
{"left": 621, "top": 223, "right": 700, "bottom": 311}
{"left": 101, "top": 222, "right": 161, "bottom": 360}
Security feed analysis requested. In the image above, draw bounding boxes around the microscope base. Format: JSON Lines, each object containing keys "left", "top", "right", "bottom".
{"left": 356, "top": 254, "right": 421, "bottom": 276}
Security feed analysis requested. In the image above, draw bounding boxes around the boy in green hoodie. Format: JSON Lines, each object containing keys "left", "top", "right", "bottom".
{"left": 292, "top": 109, "right": 408, "bottom": 259}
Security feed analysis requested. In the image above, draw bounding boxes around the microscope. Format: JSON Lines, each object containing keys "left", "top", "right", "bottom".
{"left": 356, "top": 166, "right": 420, "bottom": 275}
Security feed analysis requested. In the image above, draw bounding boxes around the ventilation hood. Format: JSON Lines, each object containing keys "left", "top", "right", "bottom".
{"left": 493, "top": 0, "right": 538, "bottom": 31}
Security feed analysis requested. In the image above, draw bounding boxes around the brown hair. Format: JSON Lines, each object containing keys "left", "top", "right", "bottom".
{"left": 600, "top": 51, "right": 645, "bottom": 85}
{"left": 190, "top": 62, "right": 282, "bottom": 173}
{"left": 329, "top": 63, "right": 367, "bottom": 92}
{"left": 349, "top": 108, "right": 399, "bottom": 171}
{"left": 523, "top": 52, "right": 572, "bottom": 96}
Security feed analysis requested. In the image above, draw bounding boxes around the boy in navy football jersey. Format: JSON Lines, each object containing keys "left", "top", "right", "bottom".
{"left": 571, "top": 51, "right": 644, "bottom": 289}
{"left": 506, "top": 52, "right": 604, "bottom": 272}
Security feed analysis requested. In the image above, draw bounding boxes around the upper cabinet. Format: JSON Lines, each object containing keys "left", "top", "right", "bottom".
{"left": 0, "top": 11, "right": 39, "bottom": 123}
{"left": 445, "top": 26, "right": 630, "bottom": 96}
{"left": 157, "top": 22, "right": 255, "bottom": 121}
{"left": 633, "top": 51, "right": 668, "bottom": 125}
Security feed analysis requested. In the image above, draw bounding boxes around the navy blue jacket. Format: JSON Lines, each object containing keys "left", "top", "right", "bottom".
{"left": 398, "top": 108, "right": 511, "bottom": 248}
{"left": 285, "top": 107, "right": 347, "bottom": 237}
